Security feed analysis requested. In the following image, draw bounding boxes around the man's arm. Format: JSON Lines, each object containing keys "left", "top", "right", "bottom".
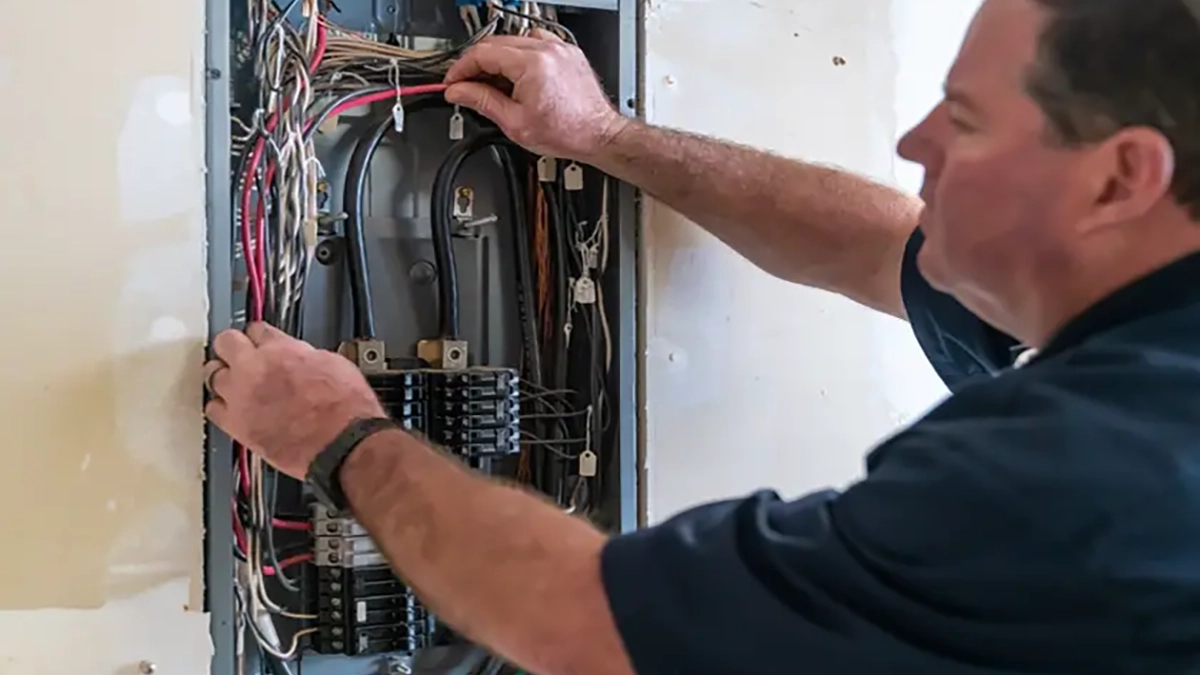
{"left": 341, "top": 429, "right": 635, "bottom": 675}
{"left": 583, "top": 122, "right": 921, "bottom": 317}
{"left": 443, "top": 33, "right": 922, "bottom": 318}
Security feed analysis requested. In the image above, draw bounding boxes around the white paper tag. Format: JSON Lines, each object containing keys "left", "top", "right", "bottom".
{"left": 564, "top": 162, "right": 584, "bottom": 191}
{"left": 537, "top": 156, "right": 556, "bottom": 182}
{"left": 578, "top": 450, "right": 598, "bottom": 477}
{"left": 574, "top": 277, "right": 596, "bottom": 304}
{"left": 392, "top": 103, "right": 405, "bottom": 133}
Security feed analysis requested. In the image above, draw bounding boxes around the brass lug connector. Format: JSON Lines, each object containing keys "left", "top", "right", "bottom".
{"left": 416, "top": 339, "right": 468, "bottom": 370}
{"left": 337, "top": 339, "right": 387, "bottom": 373}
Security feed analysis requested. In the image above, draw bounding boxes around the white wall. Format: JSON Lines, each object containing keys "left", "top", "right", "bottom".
{"left": 642, "top": 0, "right": 980, "bottom": 521}
{"left": 0, "top": 2, "right": 212, "bottom": 673}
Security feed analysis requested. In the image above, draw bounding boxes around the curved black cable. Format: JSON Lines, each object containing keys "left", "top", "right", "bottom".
{"left": 495, "top": 147, "right": 542, "bottom": 384}
{"left": 342, "top": 118, "right": 389, "bottom": 338}
{"left": 429, "top": 128, "right": 520, "bottom": 340}
{"left": 342, "top": 96, "right": 448, "bottom": 339}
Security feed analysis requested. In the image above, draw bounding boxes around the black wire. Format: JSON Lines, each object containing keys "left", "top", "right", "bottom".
{"left": 429, "top": 129, "right": 521, "bottom": 340}
{"left": 543, "top": 185, "right": 571, "bottom": 391}
{"left": 343, "top": 96, "right": 449, "bottom": 339}
{"left": 497, "top": 147, "right": 542, "bottom": 382}
{"left": 342, "top": 119, "right": 388, "bottom": 338}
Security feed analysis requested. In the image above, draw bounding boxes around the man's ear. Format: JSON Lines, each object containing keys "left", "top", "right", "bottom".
{"left": 1076, "top": 126, "right": 1175, "bottom": 234}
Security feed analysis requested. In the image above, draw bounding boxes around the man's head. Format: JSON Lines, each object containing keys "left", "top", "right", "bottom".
{"left": 898, "top": 0, "right": 1200, "bottom": 346}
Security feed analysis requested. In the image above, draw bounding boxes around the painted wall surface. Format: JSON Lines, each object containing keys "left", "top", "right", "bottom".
{"left": 642, "top": 0, "right": 981, "bottom": 521}
{"left": 0, "top": 2, "right": 212, "bottom": 674}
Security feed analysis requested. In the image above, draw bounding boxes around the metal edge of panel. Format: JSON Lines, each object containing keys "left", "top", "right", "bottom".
{"left": 204, "top": 0, "right": 237, "bottom": 671}
{"left": 615, "top": 0, "right": 641, "bottom": 534}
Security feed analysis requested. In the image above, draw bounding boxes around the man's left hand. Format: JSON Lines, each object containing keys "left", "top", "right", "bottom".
{"left": 203, "top": 322, "right": 386, "bottom": 479}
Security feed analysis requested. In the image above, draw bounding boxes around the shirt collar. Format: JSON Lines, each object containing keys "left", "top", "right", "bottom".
{"left": 1037, "top": 250, "right": 1200, "bottom": 360}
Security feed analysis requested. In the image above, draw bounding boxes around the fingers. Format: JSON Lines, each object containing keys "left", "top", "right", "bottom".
{"left": 204, "top": 398, "right": 230, "bottom": 431}
{"left": 528, "top": 27, "right": 564, "bottom": 43}
{"left": 203, "top": 359, "right": 232, "bottom": 398}
{"left": 245, "top": 322, "right": 287, "bottom": 346}
{"left": 444, "top": 81, "right": 521, "bottom": 129}
{"left": 444, "top": 41, "right": 532, "bottom": 85}
{"left": 212, "top": 329, "right": 255, "bottom": 366}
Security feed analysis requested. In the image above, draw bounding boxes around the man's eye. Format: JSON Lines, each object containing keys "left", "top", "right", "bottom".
{"left": 949, "top": 115, "right": 975, "bottom": 133}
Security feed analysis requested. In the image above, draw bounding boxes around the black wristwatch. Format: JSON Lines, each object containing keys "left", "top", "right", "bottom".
{"left": 305, "top": 417, "right": 399, "bottom": 513}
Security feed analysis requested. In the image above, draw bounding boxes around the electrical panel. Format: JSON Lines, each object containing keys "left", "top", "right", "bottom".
{"left": 202, "top": 0, "right": 638, "bottom": 673}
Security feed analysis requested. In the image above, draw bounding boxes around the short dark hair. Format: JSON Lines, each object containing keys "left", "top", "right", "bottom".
{"left": 1025, "top": 0, "right": 1200, "bottom": 218}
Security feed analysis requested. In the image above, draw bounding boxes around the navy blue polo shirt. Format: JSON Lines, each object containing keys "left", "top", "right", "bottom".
{"left": 601, "top": 229, "right": 1200, "bottom": 674}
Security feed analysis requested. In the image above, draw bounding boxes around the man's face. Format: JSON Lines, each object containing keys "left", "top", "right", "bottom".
{"left": 897, "top": 0, "right": 1092, "bottom": 328}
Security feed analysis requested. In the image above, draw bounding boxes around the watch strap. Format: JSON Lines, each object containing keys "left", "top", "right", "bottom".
{"left": 306, "top": 416, "right": 399, "bottom": 513}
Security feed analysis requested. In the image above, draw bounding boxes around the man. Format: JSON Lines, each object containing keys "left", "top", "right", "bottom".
{"left": 203, "top": 0, "right": 1200, "bottom": 672}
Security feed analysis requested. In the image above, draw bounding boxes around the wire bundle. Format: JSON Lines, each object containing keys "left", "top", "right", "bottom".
{"left": 230, "top": 0, "right": 598, "bottom": 667}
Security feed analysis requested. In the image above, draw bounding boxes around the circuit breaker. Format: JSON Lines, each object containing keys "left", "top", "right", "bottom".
{"left": 201, "top": 0, "right": 638, "bottom": 673}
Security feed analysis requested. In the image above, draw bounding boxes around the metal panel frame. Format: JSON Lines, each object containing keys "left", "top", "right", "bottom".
{"left": 204, "top": 0, "right": 237, "bottom": 671}
{"left": 203, "top": 0, "right": 641, "bottom": 670}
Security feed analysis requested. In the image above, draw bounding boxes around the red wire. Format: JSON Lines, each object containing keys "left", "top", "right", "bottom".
{"left": 232, "top": 21, "right": 446, "bottom": 551}
{"left": 272, "top": 518, "right": 312, "bottom": 531}
{"left": 239, "top": 83, "right": 448, "bottom": 324}
{"left": 309, "top": 21, "right": 327, "bottom": 75}
{"left": 263, "top": 553, "right": 314, "bottom": 575}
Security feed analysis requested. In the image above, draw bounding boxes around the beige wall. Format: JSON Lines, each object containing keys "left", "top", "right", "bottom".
{"left": 641, "top": 0, "right": 978, "bottom": 520}
{"left": 0, "top": 2, "right": 212, "bottom": 673}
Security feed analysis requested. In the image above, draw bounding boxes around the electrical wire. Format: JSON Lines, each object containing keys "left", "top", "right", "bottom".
{"left": 343, "top": 95, "right": 449, "bottom": 338}
{"left": 428, "top": 128, "right": 520, "bottom": 339}
{"left": 232, "top": 0, "right": 592, "bottom": 662}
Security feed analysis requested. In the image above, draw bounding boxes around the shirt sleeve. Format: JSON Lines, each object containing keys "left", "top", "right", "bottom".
{"left": 600, "top": 373, "right": 1132, "bottom": 675}
{"left": 900, "top": 229, "right": 1020, "bottom": 390}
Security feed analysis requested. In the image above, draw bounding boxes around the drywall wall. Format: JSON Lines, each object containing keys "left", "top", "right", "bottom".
{"left": 0, "top": 1, "right": 212, "bottom": 673}
{"left": 641, "top": 0, "right": 981, "bottom": 520}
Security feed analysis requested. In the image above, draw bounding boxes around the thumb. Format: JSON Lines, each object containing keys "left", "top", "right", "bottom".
{"left": 445, "top": 81, "right": 521, "bottom": 130}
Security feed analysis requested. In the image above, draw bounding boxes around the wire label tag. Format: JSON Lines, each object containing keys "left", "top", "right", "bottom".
{"left": 564, "top": 162, "right": 584, "bottom": 191}
{"left": 449, "top": 107, "right": 464, "bottom": 140}
{"left": 573, "top": 277, "right": 597, "bottom": 305}
{"left": 537, "top": 156, "right": 557, "bottom": 182}
{"left": 392, "top": 103, "right": 405, "bottom": 133}
{"left": 579, "top": 450, "right": 598, "bottom": 477}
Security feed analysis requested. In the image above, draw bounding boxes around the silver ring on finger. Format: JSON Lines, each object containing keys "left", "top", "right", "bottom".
{"left": 204, "top": 361, "right": 228, "bottom": 396}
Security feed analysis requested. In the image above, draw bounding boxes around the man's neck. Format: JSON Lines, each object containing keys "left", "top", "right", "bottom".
{"left": 1022, "top": 236, "right": 1200, "bottom": 349}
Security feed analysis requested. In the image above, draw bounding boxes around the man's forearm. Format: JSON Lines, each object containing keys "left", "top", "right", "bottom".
{"left": 340, "top": 430, "right": 635, "bottom": 675}
{"left": 585, "top": 120, "right": 922, "bottom": 317}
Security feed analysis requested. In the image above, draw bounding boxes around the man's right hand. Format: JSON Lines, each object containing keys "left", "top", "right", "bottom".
{"left": 443, "top": 30, "right": 630, "bottom": 161}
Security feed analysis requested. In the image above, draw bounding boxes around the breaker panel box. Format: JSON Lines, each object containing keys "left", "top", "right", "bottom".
{"left": 202, "top": 0, "right": 638, "bottom": 673}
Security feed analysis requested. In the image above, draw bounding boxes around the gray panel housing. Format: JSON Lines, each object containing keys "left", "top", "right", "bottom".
{"left": 203, "top": 1, "right": 640, "bottom": 673}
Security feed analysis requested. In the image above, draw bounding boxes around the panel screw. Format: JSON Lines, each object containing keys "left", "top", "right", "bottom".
{"left": 409, "top": 260, "right": 436, "bottom": 285}
{"left": 207, "top": 67, "right": 222, "bottom": 79}
{"left": 139, "top": 662, "right": 157, "bottom": 674}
